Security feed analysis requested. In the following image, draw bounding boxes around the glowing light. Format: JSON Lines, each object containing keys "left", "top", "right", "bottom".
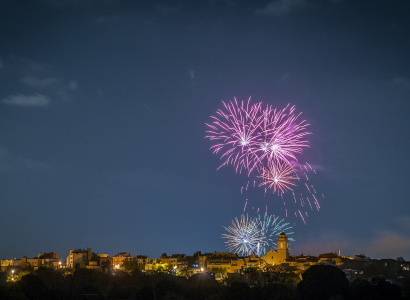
{"left": 207, "top": 98, "right": 322, "bottom": 224}
{"left": 205, "top": 98, "right": 263, "bottom": 174}
{"left": 222, "top": 214, "right": 265, "bottom": 256}
{"left": 206, "top": 98, "right": 310, "bottom": 180}
{"left": 258, "top": 161, "right": 299, "bottom": 195}
{"left": 257, "top": 214, "right": 294, "bottom": 256}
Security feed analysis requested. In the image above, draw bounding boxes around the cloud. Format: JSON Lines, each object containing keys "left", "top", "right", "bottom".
{"left": 43, "top": 0, "right": 82, "bottom": 6}
{"left": 22, "top": 75, "right": 78, "bottom": 91}
{"left": 392, "top": 77, "right": 410, "bottom": 88}
{"left": 95, "top": 15, "right": 117, "bottom": 24}
{"left": 363, "top": 231, "right": 410, "bottom": 259}
{"left": 43, "top": 0, "right": 114, "bottom": 8}
{"left": 294, "top": 230, "right": 410, "bottom": 260}
{"left": 68, "top": 80, "right": 78, "bottom": 90}
{"left": 330, "top": 0, "right": 345, "bottom": 4}
{"left": 21, "top": 76, "right": 58, "bottom": 87}
{"left": 279, "top": 73, "right": 291, "bottom": 82}
{"left": 1, "top": 57, "right": 78, "bottom": 104}
{"left": 394, "top": 215, "right": 410, "bottom": 232}
{"left": 2, "top": 93, "right": 50, "bottom": 106}
{"left": 256, "top": 0, "right": 307, "bottom": 15}
{"left": 156, "top": 3, "right": 180, "bottom": 14}
{"left": 0, "top": 146, "right": 48, "bottom": 172}
{"left": 0, "top": 147, "right": 8, "bottom": 159}
{"left": 293, "top": 232, "right": 352, "bottom": 256}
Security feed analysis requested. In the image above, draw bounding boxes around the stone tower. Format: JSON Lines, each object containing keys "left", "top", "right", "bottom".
{"left": 277, "top": 232, "right": 289, "bottom": 261}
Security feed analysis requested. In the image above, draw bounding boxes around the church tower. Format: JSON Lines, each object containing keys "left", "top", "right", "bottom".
{"left": 261, "top": 232, "right": 290, "bottom": 265}
{"left": 277, "top": 232, "right": 289, "bottom": 261}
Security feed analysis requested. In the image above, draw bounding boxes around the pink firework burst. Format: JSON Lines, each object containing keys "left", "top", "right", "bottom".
{"left": 206, "top": 99, "right": 311, "bottom": 177}
{"left": 258, "top": 160, "right": 299, "bottom": 195}
{"left": 206, "top": 98, "right": 322, "bottom": 225}
{"left": 248, "top": 104, "right": 311, "bottom": 172}
{"left": 205, "top": 98, "right": 263, "bottom": 173}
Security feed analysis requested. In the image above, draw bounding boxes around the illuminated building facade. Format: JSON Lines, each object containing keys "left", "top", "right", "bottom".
{"left": 261, "top": 232, "right": 290, "bottom": 265}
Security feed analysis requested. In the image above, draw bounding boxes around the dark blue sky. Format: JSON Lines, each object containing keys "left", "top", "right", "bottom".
{"left": 1, "top": 0, "right": 410, "bottom": 260}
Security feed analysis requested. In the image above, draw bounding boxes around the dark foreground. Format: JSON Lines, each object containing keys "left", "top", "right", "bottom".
{"left": 1, "top": 265, "right": 409, "bottom": 300}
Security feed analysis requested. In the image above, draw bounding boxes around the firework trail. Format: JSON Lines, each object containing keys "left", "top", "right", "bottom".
{"left": 222, "top": 214, "right": 266, "bottom": 256}
{"left": 257, "top": 214, "right": 294, "bottom": 256}
{"left": 241, "top": 160, "right": 322, "bottom": 224}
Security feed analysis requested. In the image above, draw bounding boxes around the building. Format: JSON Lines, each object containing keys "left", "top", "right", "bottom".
{"left": 38, "top": 252, "right": 60, "bottom": 269}
{"left": 0, "top": 259, "right": 20, "bottom": 272}
{"left": 206, "top": 252, "right": 238, "bottom": 278}
{"left": 66, "top": 248, "right": 92, "bottom": 268}
{"left": 261, "top": 232, "right": 290, "bottom": 266}
{"left": 160, "top": 253, "right": 181, "bottom": 268}
{"left": 112, "top": 252, "right": 131, "bottom": 270}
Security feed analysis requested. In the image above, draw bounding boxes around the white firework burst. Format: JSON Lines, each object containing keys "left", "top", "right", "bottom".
{"left": 222, "top": 214, "right": 266, "bottom": 256}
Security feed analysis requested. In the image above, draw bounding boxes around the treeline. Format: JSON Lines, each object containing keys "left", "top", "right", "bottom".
{"left": 0, "top": 265, "right": 408, "bottom": 299}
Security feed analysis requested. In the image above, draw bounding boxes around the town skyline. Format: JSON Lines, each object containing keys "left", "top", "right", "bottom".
{"left": 2, "top": 231, "right": 409, "bottom": 291}
{"left": 2, "top": 234, "right": 407, "bottom": 299}
{"left": 1, "top": 238, "right": 408, "bottom": 262}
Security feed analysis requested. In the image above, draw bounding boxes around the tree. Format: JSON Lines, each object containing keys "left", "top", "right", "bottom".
{"left": 226, "top": 281, "right": 253, "bottom": 300}
{"left": 101, "top": 259, "right": 112, "bottom": 273}
{"left": 19, "top": 273, "right": 49, "bottom": 299}
{"left": 177, "top": 266, "right": 191, "bottom": 278}
{"left": 350, "top": 279, "right": 372, "bottom": 300}
{"left": 297, "top": 265, "right": 349, "bottom": 300}
{"left": 242, "top": 263, "right": 299, "bottom": 288}
{"left": 122, "top": 257, "right": 143, "bottom": 274}
{"left": 212, "top": 267, "right": 227, "bottom": 280}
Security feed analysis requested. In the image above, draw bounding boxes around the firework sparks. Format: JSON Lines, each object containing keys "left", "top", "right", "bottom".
{"left": 257, "top": 214, "right": 294, "bottom": 256}
{"left": 258, "top": 160, "right": 299, "bottom": 195}
{"left": 222, "top": 214, "right": 265, "bottom": 256}
{"left": 205, "top": 99, "right": 310, "bottom": 176}
{"left": 205, "top": 98, "right": 263, "bottom": 173}
{"left": 207, "top": 98, "right": 322, "bottom": 225}
{"left": 242, "top": 161, "right": 322, "bottom": 224}
{"left": 249, "top": 104, "right": 311, "bottom": 171}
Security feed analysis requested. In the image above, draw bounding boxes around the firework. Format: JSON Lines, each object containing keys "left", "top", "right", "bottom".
{"left": 258, "top": 160, "right": 299, "bottom": 195}
{"left": 205, "top": 98, "right": 263, "bottom": 173}
{"left": 206, "top": 99, "right": 310, "bottom": 177}
{"left": 257, "top": 214, "right": 294, "bottom": 256}
{"left": 222, "top": 214, "right": 266, "bottom": 256}
{"left": 241, "top": 161, "right": 322, "bottom": 225}
{"left": 207, "top": 98, "right": 321, "bottom": 225}
{"left": 249, "top": 104, "right": 310, "bottom": 171}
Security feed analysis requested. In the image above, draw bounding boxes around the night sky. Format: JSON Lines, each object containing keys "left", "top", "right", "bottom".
{"left": 1, "top": 0, "right": 410, "bottom": 261}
